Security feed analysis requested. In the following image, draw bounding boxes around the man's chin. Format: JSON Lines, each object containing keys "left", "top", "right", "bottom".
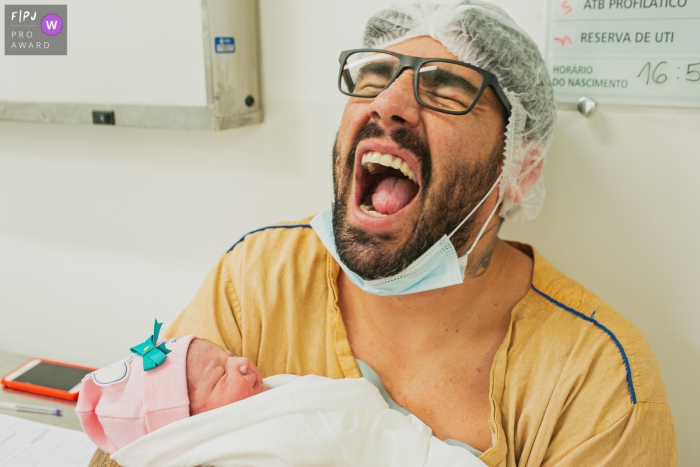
{"left": 333, "top": 207, "right": 416, "bottom": 280}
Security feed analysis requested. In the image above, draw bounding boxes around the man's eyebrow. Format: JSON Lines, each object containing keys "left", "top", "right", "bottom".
{"left": 419, "top": 67, "right": 480, "bottom": 96}
{"left": 356, "top": 60, "right": 395, "bottom": 79}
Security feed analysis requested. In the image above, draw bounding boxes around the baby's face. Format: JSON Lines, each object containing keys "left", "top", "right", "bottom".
{"left": 186, "top": 339, "right": 265, "bottom": 415}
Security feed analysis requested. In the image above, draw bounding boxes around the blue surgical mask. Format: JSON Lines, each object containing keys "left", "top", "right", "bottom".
{"left": 310, "top": 177, "right": 501, "bottom": 296}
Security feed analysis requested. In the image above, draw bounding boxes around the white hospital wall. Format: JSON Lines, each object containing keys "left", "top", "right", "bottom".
{"left": 0, "top": 0, "right": 696, "bottom": 463}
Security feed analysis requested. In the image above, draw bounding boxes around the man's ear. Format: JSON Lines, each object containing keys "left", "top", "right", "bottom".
{"left": 507, "top": 144, "right": 544, "bottom": 204}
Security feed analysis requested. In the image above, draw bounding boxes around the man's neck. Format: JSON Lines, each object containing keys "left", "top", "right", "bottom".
{"left": 338, "top": 234, "right": 533, "bottom": 353}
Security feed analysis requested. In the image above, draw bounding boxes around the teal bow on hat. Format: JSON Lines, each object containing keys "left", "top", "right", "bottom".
{"left": 130, "top": 320, "right": 171, "bottom": 371}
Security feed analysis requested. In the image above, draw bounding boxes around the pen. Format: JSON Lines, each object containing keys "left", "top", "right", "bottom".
{"left": 0, "top": 401, "right": 62, "bottom": 416}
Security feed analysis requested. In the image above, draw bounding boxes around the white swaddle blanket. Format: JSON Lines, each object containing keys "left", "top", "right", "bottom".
{"left": 112, "top": 374, "right": 487, "bottom": 467}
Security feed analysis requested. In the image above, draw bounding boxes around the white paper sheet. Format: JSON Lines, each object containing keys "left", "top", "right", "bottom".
{"left": 0, "top": 413, "right": 96, "bottom": 467}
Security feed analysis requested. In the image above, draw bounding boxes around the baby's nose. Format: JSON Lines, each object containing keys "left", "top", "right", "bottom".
{"left": 237, "top": 358, "right": 253, "bottom": 374}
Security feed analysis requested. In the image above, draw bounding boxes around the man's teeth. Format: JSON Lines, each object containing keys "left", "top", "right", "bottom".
{"left": 360, "top": 204, "right": 386, "bottom": 217}
{"left": 361, "top": 151, "right": 416, "bottom": 182}
{"left": 360, "top": 203, "right": 388, "bottom": 217}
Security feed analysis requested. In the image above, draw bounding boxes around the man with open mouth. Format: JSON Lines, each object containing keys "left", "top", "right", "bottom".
{"left": 115, "top": 2, "right": 675, "bottom": 467}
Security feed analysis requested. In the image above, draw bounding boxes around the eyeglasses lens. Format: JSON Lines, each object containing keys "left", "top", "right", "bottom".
{"left": 341, "top": 51, "right": 485, "bottom": 113}
{"left": 341, "top": 52, "right": 398, "bottom": 95}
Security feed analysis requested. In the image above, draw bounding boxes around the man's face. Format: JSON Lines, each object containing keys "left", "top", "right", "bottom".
{"left": 186, "top": 339, "right": 265, "bottom": 415}
{"left": 332, "top": 37, "right": 506, "bottom": 279}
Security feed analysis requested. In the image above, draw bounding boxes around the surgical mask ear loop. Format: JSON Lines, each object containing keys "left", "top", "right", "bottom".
{"left": 447, "top": 175, "right": 502, "bottom": 241}
{"left": 446, "top": 175, "right": 501, "bottom": 265}
{"left": 462, "top": 197, "right": 500, "bottom": 259}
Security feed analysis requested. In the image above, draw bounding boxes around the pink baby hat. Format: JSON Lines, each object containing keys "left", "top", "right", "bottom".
{"left": 76, "top": 334, "right": 197, "bottom": 454}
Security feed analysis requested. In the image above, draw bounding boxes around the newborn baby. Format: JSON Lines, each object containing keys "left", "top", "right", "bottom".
{"left": 79, "top": 324, "right": 487, "bottom": 467}
{"left": 77, "top": 331, "right": 266, "bottom": 454}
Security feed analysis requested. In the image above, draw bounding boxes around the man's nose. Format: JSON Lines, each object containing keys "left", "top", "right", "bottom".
{"left": 367, "top": 70, "right": 421, "bottom": 128}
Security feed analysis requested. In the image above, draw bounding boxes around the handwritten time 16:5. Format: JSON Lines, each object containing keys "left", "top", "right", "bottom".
{"left": 637, "top": 61, "right": 700, "bottom": 85}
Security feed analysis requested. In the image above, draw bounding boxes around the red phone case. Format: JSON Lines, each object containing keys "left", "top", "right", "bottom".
{"left": 1, "top": 358, "right": 97, "bottom": 401}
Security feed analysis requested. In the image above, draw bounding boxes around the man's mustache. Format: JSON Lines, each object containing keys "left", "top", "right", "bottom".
{"left": 345, "top": 122, "right": 432, "bottom": 188}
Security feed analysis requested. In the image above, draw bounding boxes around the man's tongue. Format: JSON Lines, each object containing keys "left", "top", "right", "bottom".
{"left": 371, "top": 177, "right": 419, "bottom": 215}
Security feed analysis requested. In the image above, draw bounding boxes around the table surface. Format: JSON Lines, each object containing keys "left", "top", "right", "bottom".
{"left": 0, "top": 350, "right": 84, "bottom": 431}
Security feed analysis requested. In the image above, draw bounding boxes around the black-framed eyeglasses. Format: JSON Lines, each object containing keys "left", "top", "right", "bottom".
{"left": 338, "top": 49, "right": 511, "bottom": 117}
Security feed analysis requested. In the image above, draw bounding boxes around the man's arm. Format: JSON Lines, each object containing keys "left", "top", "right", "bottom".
{"left": 546, "top": 402, "right": 677, "bottom": 466}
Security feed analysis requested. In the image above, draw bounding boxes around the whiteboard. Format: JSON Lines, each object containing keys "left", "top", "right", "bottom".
{"left": 0, "top": 0, "right": 208, "bottom": 107}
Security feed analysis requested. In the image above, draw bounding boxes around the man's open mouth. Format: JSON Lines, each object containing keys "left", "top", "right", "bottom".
{"left": 358, "top": 151, "right": 420, "bottom": 218}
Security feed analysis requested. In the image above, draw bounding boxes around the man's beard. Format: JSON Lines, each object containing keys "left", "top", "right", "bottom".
{"left": 331, "top": 122, "right": 502, "bottom": 280}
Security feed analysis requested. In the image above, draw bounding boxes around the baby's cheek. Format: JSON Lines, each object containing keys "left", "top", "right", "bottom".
{"left": 223, "top": 381, "right": 255, "bottom": 406}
